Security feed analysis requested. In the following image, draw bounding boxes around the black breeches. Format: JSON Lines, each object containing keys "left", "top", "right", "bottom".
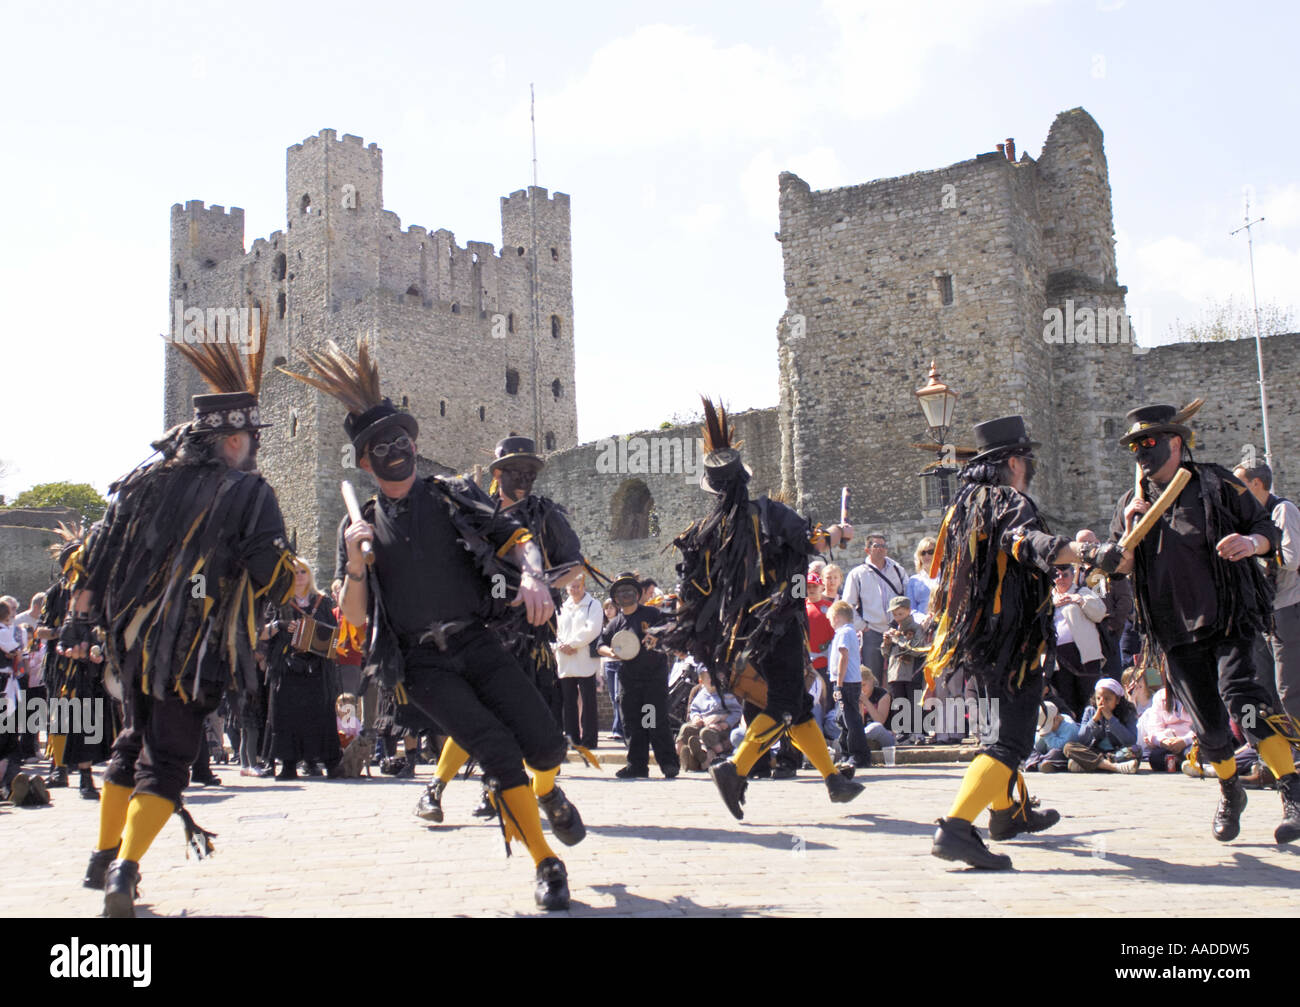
{"left": 753, "top": 627, "right": 815, "bottom": 726}
{"left": 1164, "top": 633, "right": 1281, "bottom": 764}
{"left": 399, "top": 627, "right": 566, "bottom": 791}
{"left": 978, "top": 667, "right": 1043, "bottom": 772}
{"left": 106, "top": 687, "right": 217, "bottom": 805}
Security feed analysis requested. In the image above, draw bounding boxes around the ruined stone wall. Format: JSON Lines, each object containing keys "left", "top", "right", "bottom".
{"left": 0, "top": 508, "right": 79, "bottom": 607}
{"left": 535, "top": 408, "right": 781, "bottom": 590}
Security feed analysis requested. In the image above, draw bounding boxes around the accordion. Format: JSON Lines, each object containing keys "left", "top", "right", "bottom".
{"left": 291, "top": 616, "right": 339, "bottom": 660}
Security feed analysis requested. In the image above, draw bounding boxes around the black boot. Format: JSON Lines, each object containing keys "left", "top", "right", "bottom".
{"left": 103, "top": 859, "right": 141, "bottom": 918}
{"left": 709, "top": 760, "right": 748, "bottom": 820}
{"left": 1213, "top": 773, "right": 1247, "bottom": 842}
{"left": 931, "top": 817, "right": 1012, "bottom": 870}
{"left": 537, "top": 784, "right": 586, "bottom": 846}
{"left": 1276, "top": 773, "right": 1300, "bottom": 845}
{"left": 79, "top": 769, "right": 100, "bottom": 801}
{"left": 825, "top": 770, "right": 865, "bottom": 804}
{"left": 414, "top": 778, "right": 446, "bottom": 822}
{"left": 83, "top": 843, "right": 120, "bottom": 890}
{"left": 472, "top": 786, "right": 498, "bottom": 819}
{"left": 45, "top": 766, "right": 69, "bottom": 788}
{"left": 534, "top": 857, "right": 570, "bottom": 911}
{"left": 988, "top": 794, "right": 1060, "bottom": 841}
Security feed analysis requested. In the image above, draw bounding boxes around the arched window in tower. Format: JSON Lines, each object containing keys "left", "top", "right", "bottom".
{"left": 551, "top": 315, "right": 561, "bottom": 339}
{"left": 451, "top": 302, "right": 460, "bottom": 314}
{"left": 401, "top": 396, "right": 409, "bottom": 409}
{"left": 551, "top": 379, "right": 562, "bottom": 400}
{"left": 544, "top": 431, "right": 556, "bottom": 451}
{"left": 439, "top": 400, "right": 447, "bottom": 417}
{"left": 300, "top": 194, "right": 311, "bottom": 216}
{"left": 406, "top": 285, "right": 420, "bottom": 298}
{"left": 472, "top": 252, "right": 480, "bottom": 264}
{"left": 505, "top": 368, "right": 520, "bottom": 396}
{"left": 611, "top": 479, "right": 654, "bottom": 541}
{"left": 507, "top": 312, "right": 515, "bottom": 333}
{"left": 517, "top": 246, "right": 525, "bottom": 256}
{"left": 174, "top": 263, "right": 181, "bottom": 279}
{"left": 277, "top": 291, "right": 286, "bottom": 319}
{"left": 550, "top": 247, "right": 558, "bottom": 261}
{"left": 273, "top": 253, "right": 287, "bottom": 281}
{"left": 289, "top": 409, "right": 298, "bottom": 440}
{"left": 479, "top": 405, "right": 486, "bottom": 422}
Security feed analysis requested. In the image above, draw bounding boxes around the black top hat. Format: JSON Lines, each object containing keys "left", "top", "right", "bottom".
{"left": 344, "top": 400, "right": 419, "bottom": 452}
{"left": 967, "top": 415, "right": 1039, "bottom": 464}
{"left": 700, "top": 448, "right": 752, "bottom": 493}
{"left": 191, "top": 391, "right": 269, "bottom": 435}
{"left": 490, "top": 436, "right": 544, "bottom": 473}
{"left": 609, "top": 574, "right": 643, "bottom": 600}
{"left": 1118, "top": 404, "right": 1193, "bottom": 447}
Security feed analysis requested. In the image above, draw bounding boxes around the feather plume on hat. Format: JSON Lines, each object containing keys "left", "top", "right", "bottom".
{"left": 169, "top": 301, "right": 268, "bottom": 395}
{"left": 276, "top": 339, "right": 383, "bottom": 415}
{"left": 701, "top": 396, "right": 742, "bottom": 455}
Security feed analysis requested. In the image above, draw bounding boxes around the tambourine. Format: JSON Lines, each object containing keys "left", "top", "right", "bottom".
{"left": 609, "top": 629, "right": 641, "bottom": 661}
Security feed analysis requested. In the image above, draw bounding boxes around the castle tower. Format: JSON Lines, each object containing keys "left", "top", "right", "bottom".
{"left": 776, "top": 107, "right": 1133, "bottom": 544}
{"left": 164, "top": 130, "right": 578, "bottom": 577}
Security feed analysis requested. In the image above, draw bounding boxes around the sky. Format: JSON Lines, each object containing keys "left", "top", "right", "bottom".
{"left": 2, "top": 0, "right": 1297, "bottom": 501}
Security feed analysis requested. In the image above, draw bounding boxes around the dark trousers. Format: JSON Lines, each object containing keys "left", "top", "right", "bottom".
{"left": 1053, "top": 642, "right": 1101, "bottom": 721}
{"left": 619, "top": 671, "right": 678, "bottom": 774}
{"left": 862, "top": 629, "right": 885, "bottom": 683}
{"left": 605, "top": 665, "right": 624, "bottom": 736}
{"left": 753, "top": 627, "right": 815, "bottom": 726}
{"left": 978, "top": 666, "right": 1043, "bottom": 772}
{"left": 837, "top": 681, "right": 869, "bottom": 763}
{"left": 1270, "top": 601, "right": 1300, "bottom": 723}
{"left": 399, "top": 626, "right": 566, "bottom": 791}
{"left": 106, "top": 688, "right": 215, "bottom": 806}
{"left": 559, "top": 675, "right": 598, "bottom": 749}
{"left": 1164, "top": 632, "right": 1281, "bottom": 764}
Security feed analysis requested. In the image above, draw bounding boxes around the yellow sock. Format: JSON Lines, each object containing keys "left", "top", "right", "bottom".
{"left": 529, "top": 765, "right": 558, "bottom": 799}
{"left": 947, "top": 754, "right": 1013, "bottom": 822}
{"left": 1257, "top": 735, "right": 1297, "bottom": 779}
{"left": 119, "top": 793, "right": 175, "bottom": 863}
{"left": 787, "top": 718, "right": 838, "bottom": 779}
{"left": 496, "top": 784, "right": 557, "bottom": 867}
{"left": 1212, "top": 757, "right": 1238, "bottom": 781}
{"left": 435, "top": 738, "right": 470, "bottom": 784}
{"left": 96, "top": 782, "right": 133, "bottom": 851}
{"left": 990, "top": 771, "right": 1017, "bottom": 812}
{"left": 49, "top": 734, "right": 68, "bottom": 767}
{"left": 732, "top": 714, "right": 781, "bottom": 775}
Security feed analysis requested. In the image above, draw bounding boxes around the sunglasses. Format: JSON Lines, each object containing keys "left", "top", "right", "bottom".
{"left": 369, "top": 434, "right": 413, "bottom": 459}
{"left": 919, "top": 549, "right": 934, "bottom": 556}
{"left": 1127, "top": 435, "right": 1163, "bottom": 453}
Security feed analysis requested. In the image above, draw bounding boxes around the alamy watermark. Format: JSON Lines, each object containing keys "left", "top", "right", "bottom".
{"left": 171, "top": 299, "right": 261, "bottom": 353}
{"left": 1, "top": 691, "right": 106, "bottom": 745}
{"left": 1043, "top": 300, "right": 1151, "bottom": 354}
{"left": 595, "top": 435, "right": 705, "bottom": 484}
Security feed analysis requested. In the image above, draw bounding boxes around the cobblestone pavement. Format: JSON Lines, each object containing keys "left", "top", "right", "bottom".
{"left": 5, "top": 756, "right": 1299, "bottom": 918}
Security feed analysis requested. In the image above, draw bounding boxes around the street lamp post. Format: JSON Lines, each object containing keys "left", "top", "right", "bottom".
{"left": 915, "top": 361, "right": 960, "bottom": 507}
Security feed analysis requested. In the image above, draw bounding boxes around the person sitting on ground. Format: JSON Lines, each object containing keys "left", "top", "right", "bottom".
{"left": 1030, "top": 700, "right": 1080, "bottom": 772}
{"left": 860, "top": 672, "right": 896, "bottom": 762}
{"left": 1062, "top": 678, "right": 1140, "bottom": 773}
{"left": 1134, "top": 686, "right": 1195, "bottom": 773}
{"left": 676, "top": 668, "right": 742, "bottom": 771}
{"left": 1122, "top": 664, "right": 1155, "bottom": 725}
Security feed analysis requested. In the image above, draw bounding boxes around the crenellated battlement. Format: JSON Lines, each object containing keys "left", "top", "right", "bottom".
{"left": 171, "top": 200, "right": 245, "bottom": 221}
{"left": 288, "top": 128, "right": 382, "bottom": 158}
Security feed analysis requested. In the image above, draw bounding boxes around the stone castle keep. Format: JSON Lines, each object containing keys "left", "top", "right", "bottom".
{"left": 163, "top": 129, "right": 578, "bottom": 576}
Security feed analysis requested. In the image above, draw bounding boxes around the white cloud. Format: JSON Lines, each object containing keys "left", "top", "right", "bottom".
{"left": 740, "top": 146, "right": 848, "bottom": 220}
{"left": 822, "top": 0, "right": 1056, "bottom": 119}
{"left": 672, "top": 201, "right": 726, "bottom": 236}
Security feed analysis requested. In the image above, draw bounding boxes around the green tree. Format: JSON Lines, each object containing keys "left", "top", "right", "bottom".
{"left": 1167, "top": 296, "right": 1296, "bottom": 343}
{"left": 7, "top": 482, "right": 107, "bottom": 522}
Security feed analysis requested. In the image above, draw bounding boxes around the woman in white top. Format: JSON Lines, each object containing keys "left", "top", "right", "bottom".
{"left": 1051, "top": 565, "right": 1107, "bottom": 719}
{"left": 554, "top": 573, "right": 605, "bottom": 750}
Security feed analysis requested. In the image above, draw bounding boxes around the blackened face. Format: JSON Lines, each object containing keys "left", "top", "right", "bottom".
{"left": 612, "top": 585, "right": 639, "bottom": 609}
{"left": 1021, "top": 455, "right": 1037, "bottom": 489}
{"left": 497, "top": 465, "right": 537, "bottom": 503}
{"left": 1134, "top": 436, "right": 1172, "bottom": 477}
{"left": 367, "top": 431, "right": 416, "bottom": 481}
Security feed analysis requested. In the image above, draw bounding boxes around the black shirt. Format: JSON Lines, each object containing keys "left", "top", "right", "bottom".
{"left": 1109, "top": 466, "right": 1275, "bottom": 648}
{"left": 599, "top": 604, "right": 668, "bottom": 678}
{"left": 335, "top": 478, "right": 525, "bottom": 637}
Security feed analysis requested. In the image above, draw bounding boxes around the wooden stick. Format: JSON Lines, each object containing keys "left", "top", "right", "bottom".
{"left": 1134, "top": 463, "right": 1144, "bottom": 503}
{"left": 341, "top": 480, "right": 374, "bottom": 564}
{"left": 1120, "top": 467, "right": 1191, "bottom": 551}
